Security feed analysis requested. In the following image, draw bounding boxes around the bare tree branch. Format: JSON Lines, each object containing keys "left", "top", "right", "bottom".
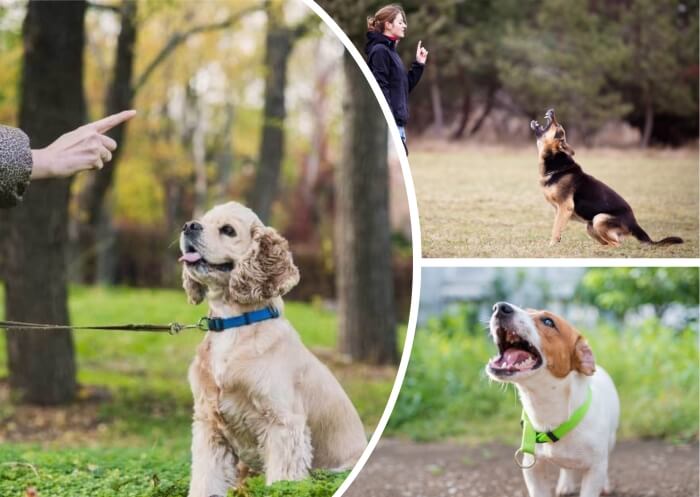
{"left": 133, "top": 4, "right": 262, "bottom": 93}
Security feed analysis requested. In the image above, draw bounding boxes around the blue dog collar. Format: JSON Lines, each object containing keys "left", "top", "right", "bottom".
{"left": 200, "top": 306, "right": 280, "bottom": 332}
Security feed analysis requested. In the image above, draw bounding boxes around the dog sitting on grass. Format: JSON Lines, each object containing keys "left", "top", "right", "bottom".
{"left": 179, "top": 201, "right": 366, "bottom": 497}
{"left": 530, "top": 109, "right": 683, "bottom": 248}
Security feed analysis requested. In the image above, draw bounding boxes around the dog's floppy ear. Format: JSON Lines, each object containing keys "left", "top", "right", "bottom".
{"left": 572, "top": 336, "right": 595, "bottom": 375}
{"left": 182, "top": 268, "right": 206, "bottom": 305}
{"left": 228, "top": 224, "right": 300, "bottom": 304}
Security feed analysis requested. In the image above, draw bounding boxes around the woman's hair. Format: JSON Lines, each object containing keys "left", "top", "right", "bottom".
{"left": 367, "top": 4, "right": 406, "bottom": 33}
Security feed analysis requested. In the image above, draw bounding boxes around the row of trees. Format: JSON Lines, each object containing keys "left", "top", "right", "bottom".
{"left": 321, "top": 0, "right": 699, "bottom": 146}
{"left": 0, "top": 0, "right": 401, "bottom": 405}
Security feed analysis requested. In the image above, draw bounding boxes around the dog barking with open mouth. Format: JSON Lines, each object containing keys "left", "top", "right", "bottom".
{"left": 530, "top": 108, "right": 683, "bottom": 248}
{"left": 179, "top": 201, "right": 367, "bottom": 497}
{"left": 486, "top": 302, "right": 620, "bottom": 497}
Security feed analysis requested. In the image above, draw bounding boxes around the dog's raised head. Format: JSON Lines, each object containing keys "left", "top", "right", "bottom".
{"left": 530, "top": 108, "right": 575, "bottom": 159}
{"left": 179, "top": 201, "right": 299, "bottom": 305}
{"left": 486, "top": 302, "right": 595, "bottom": 383}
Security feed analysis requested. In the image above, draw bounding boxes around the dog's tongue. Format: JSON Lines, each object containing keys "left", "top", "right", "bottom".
{"left": 503, "top": 348, "right": 535, "bottom": 367}
{"left": 179, "top": 252, "right": 202, "bottom": 263}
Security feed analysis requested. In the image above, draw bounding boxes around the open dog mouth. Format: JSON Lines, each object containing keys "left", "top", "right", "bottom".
{"left": 178, "top": 244, "right": 234, "bottom": 272}
{"left": 488, "top": 326, "right": 543, "bottom": 376}
{"left": 530, "top": 108, "right": 554, "bottom": 137}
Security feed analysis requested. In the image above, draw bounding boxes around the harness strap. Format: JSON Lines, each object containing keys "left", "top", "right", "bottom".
{"left": 519, "top": 386, "right": 593, "bottom": 462}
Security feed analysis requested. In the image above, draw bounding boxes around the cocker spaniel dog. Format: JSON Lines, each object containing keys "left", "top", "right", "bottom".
{"left": 179, "top": 201, "right": 367, "bottom": 497}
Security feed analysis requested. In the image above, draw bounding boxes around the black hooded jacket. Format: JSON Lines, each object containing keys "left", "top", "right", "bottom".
{"left": 365, "top": 31, "right": 424, "bottom": 127}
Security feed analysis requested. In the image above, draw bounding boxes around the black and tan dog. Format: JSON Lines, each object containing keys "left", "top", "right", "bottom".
{"left": 530, "top": 109, "right": 683, "bottom": 247}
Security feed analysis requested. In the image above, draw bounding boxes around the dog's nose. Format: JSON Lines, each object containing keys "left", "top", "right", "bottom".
{"left": 182, "top": 221, "right": 203, "bottom": 233}
{"left": 493, "top": 302, "right": 513, "bottom": 315}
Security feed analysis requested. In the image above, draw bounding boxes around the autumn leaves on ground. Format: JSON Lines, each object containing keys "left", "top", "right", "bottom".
{"left": 412, "top": 144, "right": 699, "bottom": 258}
{"left": 0, "top": 287, "right": 396, "bottom": 497}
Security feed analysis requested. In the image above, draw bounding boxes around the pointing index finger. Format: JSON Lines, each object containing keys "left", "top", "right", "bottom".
{"left": 417, "top": 40, "right": 422, "bottom": 50}
{"left": 88, "top": 110, "right": 137, "bottom": 133}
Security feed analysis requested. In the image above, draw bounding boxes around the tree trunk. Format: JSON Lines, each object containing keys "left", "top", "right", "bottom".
{"left": 429, "top": 64, "right": 444, "bottom": 136}
{"left": 192, "top": 122, "right": 208, "bottom": 218}
{"left": 2, "top": 0, "right": 87, "bottom": 405}
{"left": 247, "top": 3, "right": 293, "bottom": 224}
{"left": 641, "top": 96, "right": 654, "bottom": 148}
{"left": 450, "top": 83, "right": 472, "bottom": 140}
{"left": 469, "top": 85, "right": 497, "bottom": 136}
{"left": 335, "top": 52, "right": 397, "bottom": 365}
{"left": 76, "top": 0, "right": 137, "bottom": 284}
{"left": 214, "top": 101, "right": 235, "bottom": 204}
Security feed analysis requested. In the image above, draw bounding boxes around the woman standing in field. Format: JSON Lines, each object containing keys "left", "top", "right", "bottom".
{"left": 365, "top": 4, "right": 428, "bottom": 152}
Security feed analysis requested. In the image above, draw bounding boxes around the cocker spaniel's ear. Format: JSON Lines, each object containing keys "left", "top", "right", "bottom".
{"left": 182, "top": 268, "right": 206, "bottom": 305}
{"left": 228, "top": 225, "right": 300, "bottom": 304}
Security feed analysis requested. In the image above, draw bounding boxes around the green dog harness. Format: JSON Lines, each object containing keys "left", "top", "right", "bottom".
{"left": 515, "top": 386, "right": 593, "bottom": 468}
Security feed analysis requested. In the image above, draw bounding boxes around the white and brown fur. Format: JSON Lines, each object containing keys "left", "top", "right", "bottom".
{"left": 486, "top": 302, "right": 620, "bottom": 497}
{"left": 180, "top": 202, "right": 366, "bottom": 497}
{"left": 531, "top": 109, "right": 683, "bottom": 248}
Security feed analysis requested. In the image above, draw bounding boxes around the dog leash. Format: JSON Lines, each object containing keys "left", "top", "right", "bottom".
{"left": 0, "top": 307, "right": 282, "bottom": 335}
{"left": 514, "top": 386, "right": 593, "bottom": 469}
{"left": 0, "top": 319, "right": 204, "bottom": 335}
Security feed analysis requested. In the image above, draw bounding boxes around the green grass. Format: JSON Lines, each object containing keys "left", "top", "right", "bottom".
{"left": 412, "top": 145, "right": 699, "bottom": 257}
{"left": 387, "top": 307, "right": 699, "bottom": 443}
{"left": 0, "top": 446, "right": 349, "bottom": 497}
{"left": 0, "top": 286, "right": 394, "bottom": 496}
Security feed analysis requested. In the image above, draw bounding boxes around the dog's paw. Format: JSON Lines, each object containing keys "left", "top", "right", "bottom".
{"left": 549, "top": 239, "right": 560, "bottom": 247}
{"left": 602, "top": 476, "right": 614, "bottom": 495}
{"left": 555, "top": 483, "right": 579, "bottom": 496}
{"left": 556, "top": 469, "right": 580, "bottom": 496}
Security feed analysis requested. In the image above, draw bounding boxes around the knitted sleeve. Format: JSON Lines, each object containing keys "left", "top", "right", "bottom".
{"left": 0, "top": 125, "right": 33, "bottom": 208}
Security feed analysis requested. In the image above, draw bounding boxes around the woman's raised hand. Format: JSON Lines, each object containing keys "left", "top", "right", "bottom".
{"left": 416, "top": 40, "right": 428, "bottom": 64}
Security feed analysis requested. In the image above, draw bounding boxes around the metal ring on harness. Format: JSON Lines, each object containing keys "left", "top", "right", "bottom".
{"left": 514, "top": 448, "right": 536, "bottom": 469}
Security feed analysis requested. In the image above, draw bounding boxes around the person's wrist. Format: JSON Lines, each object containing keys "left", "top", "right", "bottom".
{"left": 30, "top": 148, "right": 56, "bottom": 179}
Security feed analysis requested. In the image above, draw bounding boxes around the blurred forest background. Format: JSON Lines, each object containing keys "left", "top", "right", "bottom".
{"left": 320, "top": 0, "right": 698, "bottom": 147}
{"left": 0, "top": 2, "right": 413, "bottom": 494}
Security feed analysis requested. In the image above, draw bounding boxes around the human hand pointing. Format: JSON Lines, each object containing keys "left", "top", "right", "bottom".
{"left": 31, "top": 109, "right": 136, "bottom": 179}
{"left": 416, "top": 40, "right": 428, "bottom": 64}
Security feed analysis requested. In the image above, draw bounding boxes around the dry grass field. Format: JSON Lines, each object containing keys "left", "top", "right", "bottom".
{"left": 410, "top": 143, "right": 698, "bottom": 258}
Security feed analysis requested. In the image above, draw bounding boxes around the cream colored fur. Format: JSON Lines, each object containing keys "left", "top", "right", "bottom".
{"left": 180, "top": 202, "right": 367, "bottom": 497}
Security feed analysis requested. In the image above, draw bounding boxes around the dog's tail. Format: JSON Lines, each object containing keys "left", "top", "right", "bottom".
{"left": 630, "top": 223, "right": 684, "bottom": 246}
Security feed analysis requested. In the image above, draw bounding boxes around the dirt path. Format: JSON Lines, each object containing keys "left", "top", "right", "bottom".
{"left": 345, "top": 439, "right": 698, "bottom": 497}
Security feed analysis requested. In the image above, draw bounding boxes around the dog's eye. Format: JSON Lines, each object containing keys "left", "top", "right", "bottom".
{"left": 219, "top": 224, "right": 236, "bottom": 237}
{"left": 541, "top": 317, "right": 555, "bottom": 328}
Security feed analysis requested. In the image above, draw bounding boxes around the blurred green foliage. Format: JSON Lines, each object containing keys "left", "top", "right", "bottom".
{"left": 576, "top": 268, "right": 699, "bottom": 322}
{"left": 388, "top": 305, "right": 699, "bottom": 443}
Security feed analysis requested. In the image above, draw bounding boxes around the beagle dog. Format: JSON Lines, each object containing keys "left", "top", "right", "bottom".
{"left": 486, "top": 302, "right": 620, "bottom": 497}
{"left": 179, "top": 201, "right": 367, "bottom": 497}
